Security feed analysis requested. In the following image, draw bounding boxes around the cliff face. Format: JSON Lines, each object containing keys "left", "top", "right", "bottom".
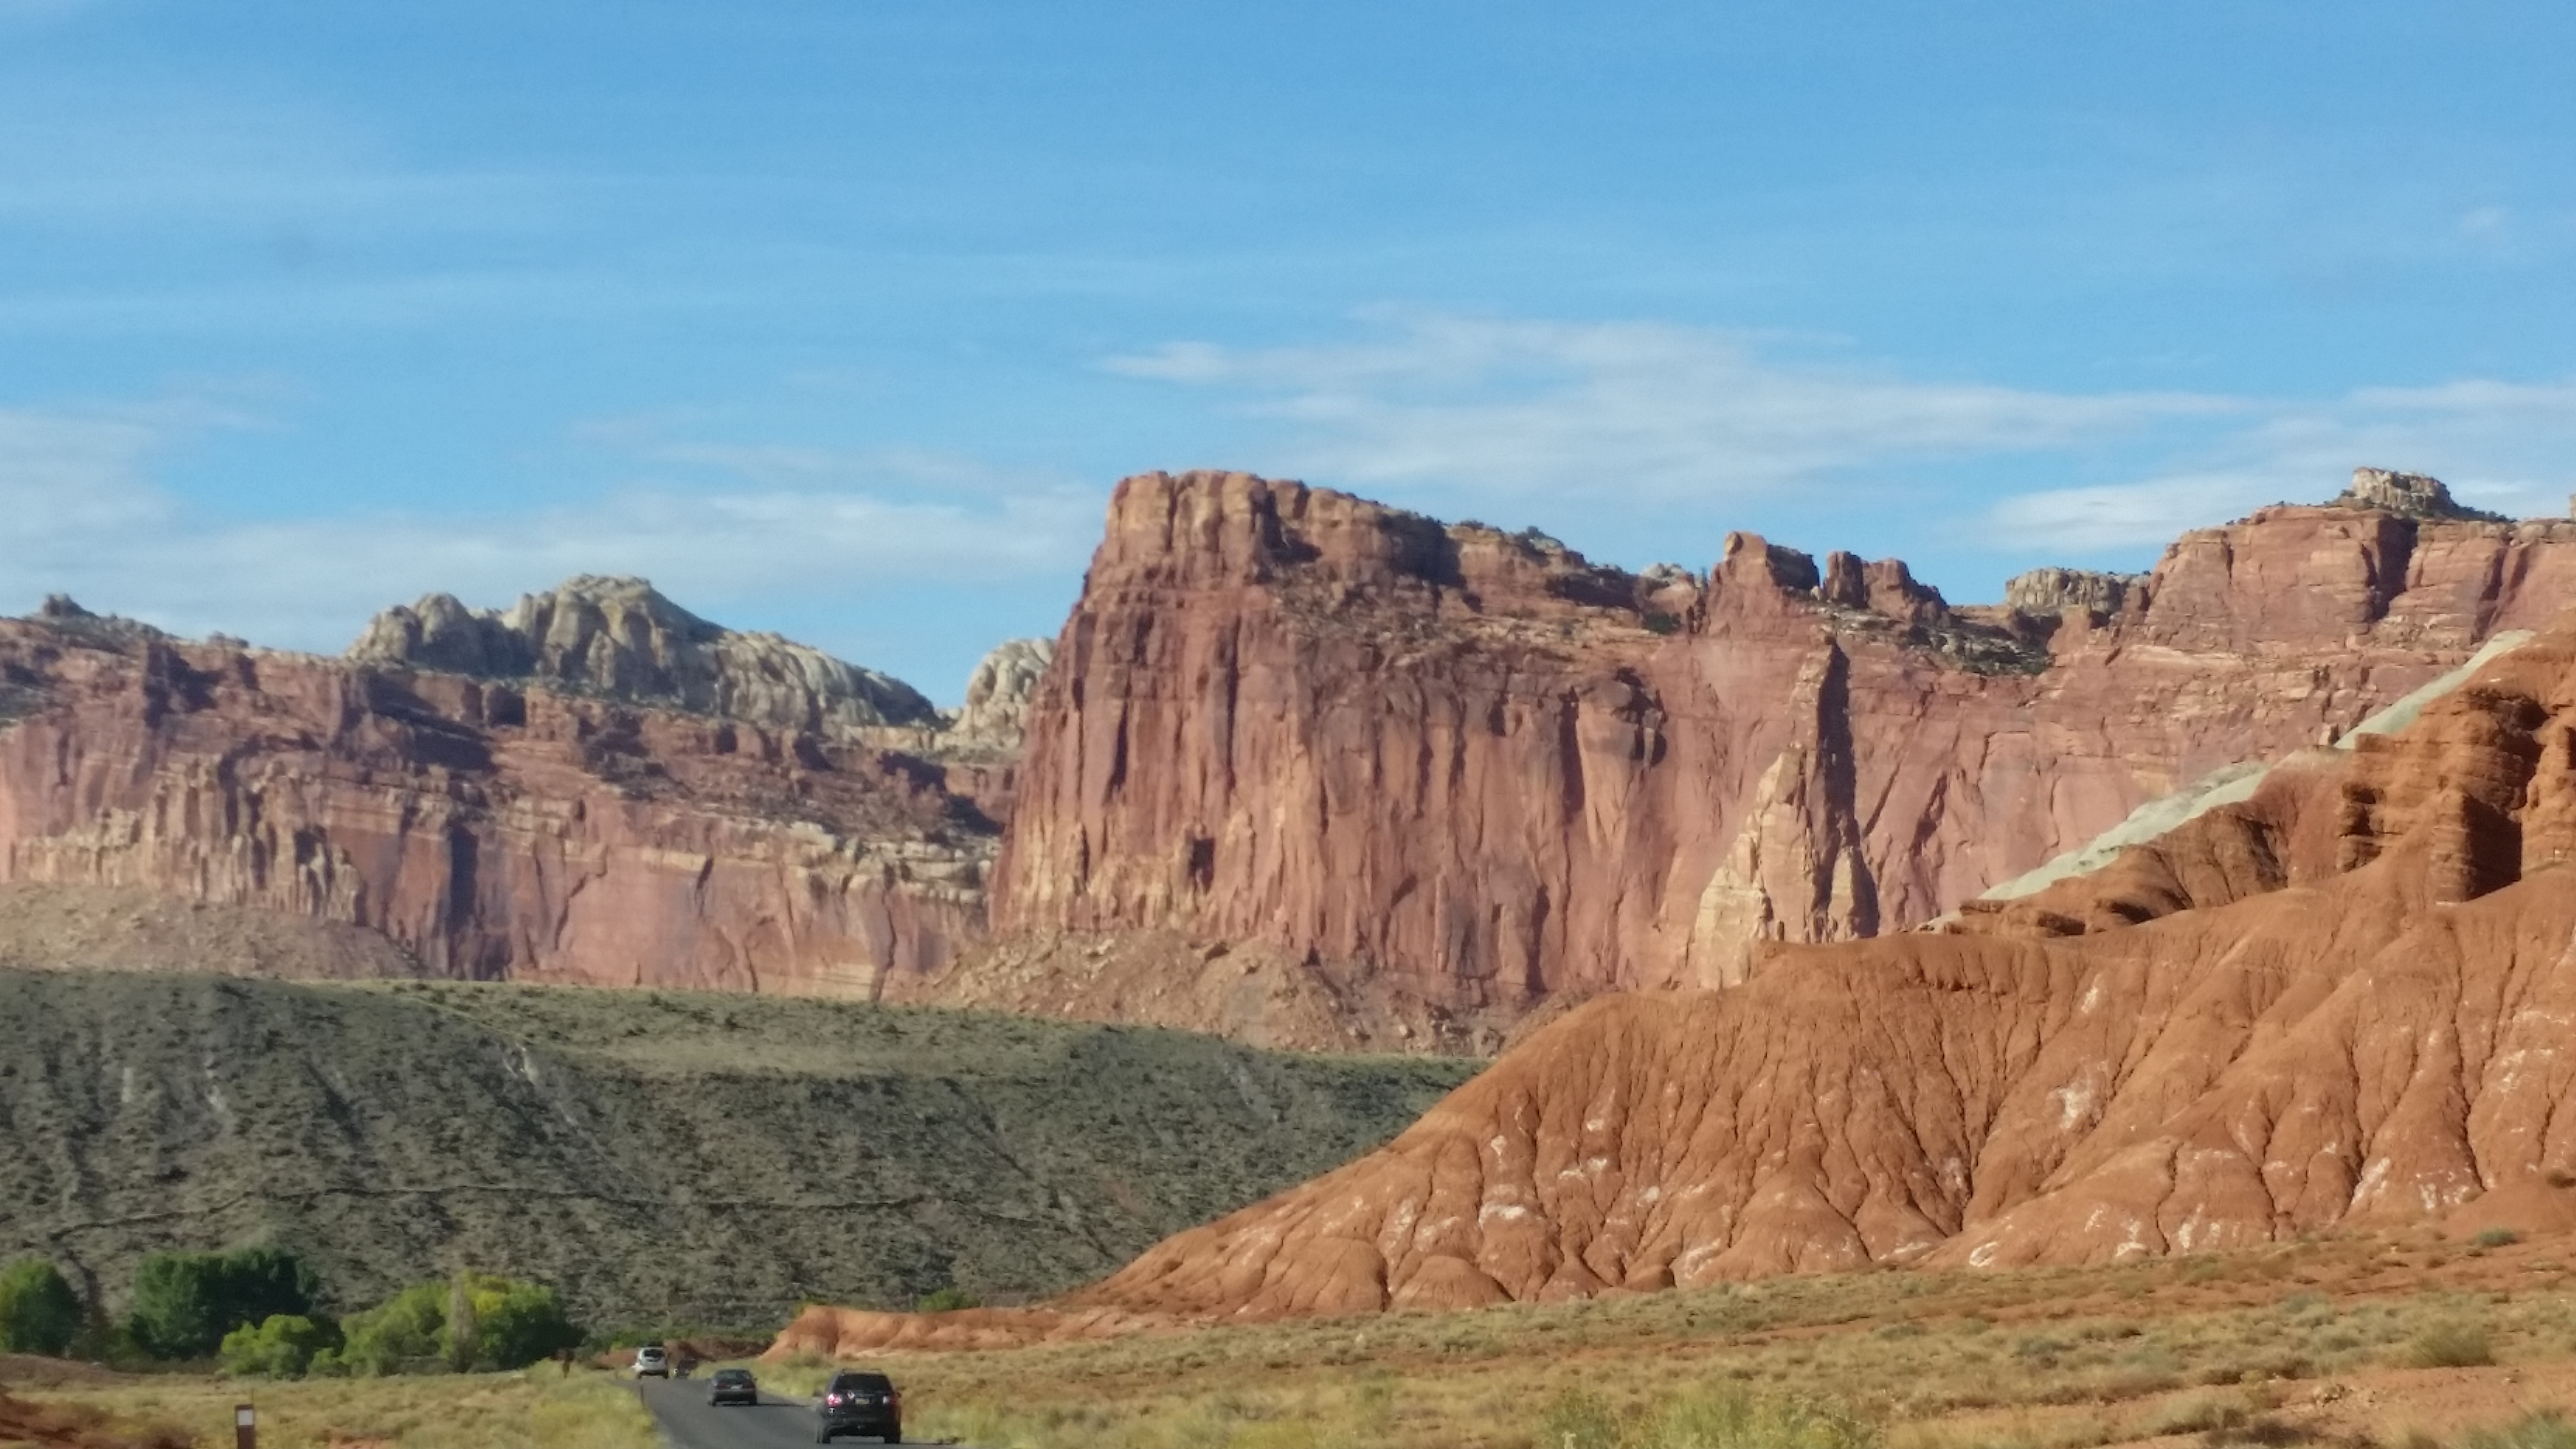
{"left": 0, "top": 620, "right": 991, "bottom": 993}
{"left": 779, "top": 612, "right": 2576, "bottom": 1348}
{"left": 348, "top": 575, "right": 942, "bottom": 736}
{"left": 979, "top": 469, "right": 2576, "bottom": 1047}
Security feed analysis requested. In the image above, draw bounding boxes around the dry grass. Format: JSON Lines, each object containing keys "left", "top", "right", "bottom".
{"left": 23, "top": 1230, "right": 2576, "bottom": 1447}
{"left": 739, "top": 1227, "right": 2576, "bottom": 1449}
{"left": 14, "top": 1368, "right": 655, "bottom": 1449}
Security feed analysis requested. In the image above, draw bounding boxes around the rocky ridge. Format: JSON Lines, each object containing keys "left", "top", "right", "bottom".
{"left": 0, "top": 616, "right": 994, "bottom": 994}
{"left": 775, "top": 607, "right": 2576, "bottom": 1351}
{"left": 349, "top": 575, "right": 944, "bottom": 737}
{"left": 967, "top": 466, "right": 2576, "bottom": 1049}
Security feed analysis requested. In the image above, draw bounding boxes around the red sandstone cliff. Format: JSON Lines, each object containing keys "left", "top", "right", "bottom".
{"left": 774, "top": 610, "right": 2576, "bottom": 1352}
{"left": 0, "top": 612, "right": 993, "bottom": 992}
{"left": 960, "top": 468, "right": 2576, "bottom": 1048}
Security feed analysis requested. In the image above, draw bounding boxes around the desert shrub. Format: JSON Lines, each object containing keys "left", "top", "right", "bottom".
{"left": 2145, "top": 1390, "right": 2248, "bottom": 1437}
{"left": 915, "top": 1286, "right": 981, "bottom": 1313}
{"left": 0, "top": 1256, "right": 82, "bottom": 1355}
{"left": 1537, "top": 1388, "right": 1629, "bottom": 1449}
{"left": 2405, "top": 1320, "right": 2495, "bottom": 1368}
{"left": 2463, "top": 1411, "right": 2576, "bottom": 1449}
{"left": 1641, "top": 1387, "right": 1877, "bottom": 1449}
{"left": 1642, "top": 612, "right": 1681, "bottom": 636}
{"left": 2014, "top": 1334, "right": 2071, "bottom": 1366}
{"left": 217, "top": 1314, "right": 338, "bottom": 1378}
{"left": 2473, "top": 1227, "right": 2524, "bottom": 1250}
{"left": 126, "top": 1246, "right": 318, "bottom": 1360}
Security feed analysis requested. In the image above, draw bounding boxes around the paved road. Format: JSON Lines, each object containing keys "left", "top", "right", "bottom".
{"left": 635, "top": 1376, "right": 876, "bottom": 1449}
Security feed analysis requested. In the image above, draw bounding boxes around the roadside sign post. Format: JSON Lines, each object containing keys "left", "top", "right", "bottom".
{"left": 234, "top": 1403, "right": 256, "bottom": 1449}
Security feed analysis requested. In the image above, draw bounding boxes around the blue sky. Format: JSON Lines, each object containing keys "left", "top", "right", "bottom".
{"left": 4, "top": 1, "right": 2574, "bottom": 699}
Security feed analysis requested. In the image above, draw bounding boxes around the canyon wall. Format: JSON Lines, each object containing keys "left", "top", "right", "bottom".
{"left": 779, "top": 607, "right": 2576, "bottom": 1351}
{"left": 974, "top": 468, "right": 2576, "bottom": 1047}
{"left": 0, "top": 617, "right": 993, "bottom": 993}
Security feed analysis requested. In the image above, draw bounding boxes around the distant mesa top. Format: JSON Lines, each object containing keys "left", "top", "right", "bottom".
{"left": 2332, "top": 466, "right": 2509, "bottom": 523}
{"left": 345, "top": 574, "right": 943, "bottom": 735}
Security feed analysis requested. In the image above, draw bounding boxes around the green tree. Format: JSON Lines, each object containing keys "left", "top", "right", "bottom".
{"left": 339, "top": 1282, "right": 446, "bottom": 1376}
{"left": 446, "top": 1272, "right": 479, "bottom": 1373}
{"left": 218, "top": 1314, "right": 338, "bottom": 1378}
{"left": 476, "top": 1281, "right": 581, "bottom": 1370}
{"left": 0, "top": 1257, "right": 83, "bottom": 1355}
{"left": 126, "top": 1247, "right": 320, "bottom": 1360}
{"left": 339, "top": 1273, "right": 584, "bottom": 1375}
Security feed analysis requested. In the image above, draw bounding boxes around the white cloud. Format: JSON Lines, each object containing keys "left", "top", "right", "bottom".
{"left": 1108, "top": 311, "right": 2240, "bottom": 500}
{"left": 0, "top": 396, "right": 1100, "bottom": 662}
{"left": 1110, "top": 309, "right": 2576, "bottom": 564}
{"left": 1981, "top": 473, "right": 2286, "bottom": 553}
{"left": 1980, "top": 378, "right": 2576, "bottom": 552}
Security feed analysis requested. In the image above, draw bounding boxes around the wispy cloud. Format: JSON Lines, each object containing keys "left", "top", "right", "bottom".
{"left": 1110, "top": 310, "right": 2576, "bottom": 563}
{"left": 0, "top": 395, "right": 1100, "bottom": 665}
{"left": 1983, "top": 379, "right": 2576, "bottom": 550}
{"left": 1108, "top": 311, "right": 2240, "bottom": 500}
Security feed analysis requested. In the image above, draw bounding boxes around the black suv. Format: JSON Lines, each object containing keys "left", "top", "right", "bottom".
{"left": 814, "top": 1369, "right": 902, "bottom": 1443}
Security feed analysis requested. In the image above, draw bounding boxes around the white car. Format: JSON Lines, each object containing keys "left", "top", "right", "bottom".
{"left": 633, "top": 1345, "right": 671, "bottom": 1379}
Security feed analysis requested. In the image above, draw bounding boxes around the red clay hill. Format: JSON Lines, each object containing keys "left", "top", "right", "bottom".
{"left": 773, "top": 602, "right": 2576, "bottom": 1353}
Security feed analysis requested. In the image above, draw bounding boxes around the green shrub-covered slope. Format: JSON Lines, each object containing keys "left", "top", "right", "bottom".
{"left": 0, "top": 969, "right": 1475, "bottom": 1335}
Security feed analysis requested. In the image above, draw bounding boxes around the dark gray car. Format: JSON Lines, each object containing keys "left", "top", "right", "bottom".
{"left": 708, "top": 1367, "right": 758, "bottom": 1407}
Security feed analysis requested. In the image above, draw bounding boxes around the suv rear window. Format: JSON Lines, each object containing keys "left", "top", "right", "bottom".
{"left": 830, "top": 1373, "right": 893, "bottom": 1392}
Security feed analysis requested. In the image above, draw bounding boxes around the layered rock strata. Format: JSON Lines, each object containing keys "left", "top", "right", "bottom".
{"left": 777, "top": 611, "right": 2576, "bottom": 1350}
{"left": 977, "top": 469, "right": 2576, "bottom": 1048}
{"left": 0, "top": 618, "right": 991, "bottom": 992}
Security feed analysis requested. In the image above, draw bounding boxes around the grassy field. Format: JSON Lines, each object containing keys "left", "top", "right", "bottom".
{"left": 4, "top": 1363, "right": 655, "bottom": 1449}
{"left": 22, "top": 1229, "right": 2576, "bottom": 1447}
{"left": 735, "top": 1225, "right": 2576, "bottom": 1449}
